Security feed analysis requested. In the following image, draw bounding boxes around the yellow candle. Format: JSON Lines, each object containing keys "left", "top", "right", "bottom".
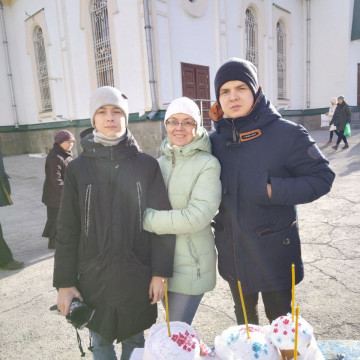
{"left": 163, "top": 280, "right": 171, "bottom": 337}
{"left": 291, "top": 264, "right": 295, "bottom": 322}
{"left": 294, "top": 306, "right": 300, "bottom": 360}
{"left": 237, "top": 280, "right": 250, "bottom": 339}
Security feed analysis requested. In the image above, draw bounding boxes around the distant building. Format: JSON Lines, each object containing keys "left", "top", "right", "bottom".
{"left": 0, "top": 0, "right": 359, "bottom": 155}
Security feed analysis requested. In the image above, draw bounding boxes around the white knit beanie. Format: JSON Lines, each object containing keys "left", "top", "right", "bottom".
{"left": 164, "top": 97, "right": 201, "bottom": 131}
{"left": 89, "top": 86, "right": 129, "bottom": 127}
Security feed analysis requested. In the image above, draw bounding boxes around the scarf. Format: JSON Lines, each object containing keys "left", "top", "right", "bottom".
{"left": 92, "top": 129, "right": 126, "bottom": 147}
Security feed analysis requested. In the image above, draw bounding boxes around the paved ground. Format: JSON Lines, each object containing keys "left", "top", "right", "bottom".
{"left": 0, "top": 129, "right": 359, "bottom": 359}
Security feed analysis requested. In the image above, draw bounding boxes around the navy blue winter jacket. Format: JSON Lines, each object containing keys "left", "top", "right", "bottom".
{"left": 210, "top": 90, "right": 335, "bottom": 294}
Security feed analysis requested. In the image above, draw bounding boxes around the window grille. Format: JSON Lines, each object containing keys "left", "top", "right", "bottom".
{"left": 33, "top": 27, "right": 52, "bottom": 111}
{"left": 90, "top": 0, "right": 114, "bottom": 87}
{"left": 277, "top": 22, "right": 287, "bottom": 99}
{"left": 245, "top": 9, "right": 258, "bottom": 68}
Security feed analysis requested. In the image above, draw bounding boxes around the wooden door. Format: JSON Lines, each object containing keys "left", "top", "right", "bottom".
{"left": 181, "top": 62, "right": 211, "bottom": 130}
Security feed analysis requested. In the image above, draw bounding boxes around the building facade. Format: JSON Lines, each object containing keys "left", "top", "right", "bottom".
{"left": 0, "top": 0, "right": 359, "bottom": 155}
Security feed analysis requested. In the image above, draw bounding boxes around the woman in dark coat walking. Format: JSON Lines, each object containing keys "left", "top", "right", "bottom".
{"left": 0, "top": 150, "right": 24, "bottom": 270}
{"left": 330, "top": 95, "right": 351, "bottom": 150}
{"left": 42, "top": 130, "right": 75, "bottom": 249}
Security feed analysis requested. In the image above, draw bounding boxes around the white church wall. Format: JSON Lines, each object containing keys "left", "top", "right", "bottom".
{"left": 166, "top": 0, "right": 216, "bottom": 101}
{"left": 58, "top": 0, "right": 90, "bottom": 121}
{"left": 310, "top": 0, "right": 352, "bottom": 108}
{"left": 0, "top": 0, "right": 359, "bottom": 131}
{"left": 152, "top": 0, "right": 173, "bottom": 109}
{"left": 110, "top": 2, "right": 148, "bottom": 116}
{"left": 19, "top": 0, "right": 66, "bottom": 124}
{"left": 348, "top": 40, "right": 360, "bottom": 106}
{"left": 0, "top": 4, "right": 14, "bottom": 126}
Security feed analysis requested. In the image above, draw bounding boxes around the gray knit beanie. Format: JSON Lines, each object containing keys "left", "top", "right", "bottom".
{"left": 214, "top": 58, "right": 259, "bottom": 105}
{"left": 89, "top": 86, "right": 129, "bottom": 127}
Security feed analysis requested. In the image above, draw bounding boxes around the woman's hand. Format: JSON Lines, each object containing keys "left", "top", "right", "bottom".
{"left": 149, "top": 276, "right": 167, "bottom": 305}
{"left": 267, "top": 183, "right": 272, "bottom": 199}
{"left": 57, "top": 287, "right": 83, "bottom": 316}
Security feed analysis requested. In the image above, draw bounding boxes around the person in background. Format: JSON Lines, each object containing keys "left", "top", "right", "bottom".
{"left": 0, "top": 150, "right": 24, "bottom": 270}
{"left": 42, "top": 130, "right": 75, "bottom": 249}
{"left": 209, "top": 58, "right": 335, "bottom": 326}
{"left": 330, "top": 95, "right": 351, "bottom": 150}
{"left": 54, "top": 86, "right": 175, "bottom": 360}
{"left": 326, "top": 97, "right": 337, "bottom": 145}
{"left": 143, "top": 97, "right": 221, "bottom": 325}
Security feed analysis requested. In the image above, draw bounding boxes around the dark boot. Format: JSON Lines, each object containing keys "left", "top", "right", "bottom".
{"left": 48, "top": 237, "right": 56, "bottom": 250}
{"left": 332, "top": 144, "right": 339, "bottom": 150}
{"left": 0, "top": 259, "right": 24, "bottom": 270}
{"left": 342, "top": 144, "right": 349, "bottom": 149}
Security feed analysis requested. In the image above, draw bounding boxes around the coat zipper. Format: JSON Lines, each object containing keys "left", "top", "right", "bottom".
{"left": 109, "top": 147, "right": 116, "bottom": 300}
{"left": 228, "top": 141, "right": 239, "bottom": 283}
{"left": 136, "top": 181, "right": 143, "bottom": 232}
{"left": 84, "top": 184, "right": 92, "bottom": 239}
{"left": 171, "top": 149, "right": 176, "bottom": 167}
{"left": 166, "top": 150, "right": 176, "bottom": 191}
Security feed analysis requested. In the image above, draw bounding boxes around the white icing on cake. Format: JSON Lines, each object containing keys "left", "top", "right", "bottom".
{"left": 268, "top": 315, "right": 313, "bottom": 356}
{"left": 214, "top": 324, "right": 280, "bottom": 360}
{"left": 143, "top": 321, "right": 203, "bottom": 360}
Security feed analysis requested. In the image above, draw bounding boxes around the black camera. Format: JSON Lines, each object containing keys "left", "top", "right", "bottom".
{"left": 65, "top": 298, "right": 95, "bottom": 330}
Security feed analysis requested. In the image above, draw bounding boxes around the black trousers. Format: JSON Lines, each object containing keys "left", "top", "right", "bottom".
{"left": 42, "top": 207, "right": 59, "bottom": 239}
{"left": 229, "top": 282, "right": 292, "bottom": 325}
{"left": 0, "top": 222, "right": 14, "bottom": 266}
{"left": 335, "top": 130, "right": 348, "bottom": 145}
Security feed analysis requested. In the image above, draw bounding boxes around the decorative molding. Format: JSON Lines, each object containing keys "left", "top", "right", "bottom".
{"left": 178, "top": 0, "right": 208, "bottom": 18}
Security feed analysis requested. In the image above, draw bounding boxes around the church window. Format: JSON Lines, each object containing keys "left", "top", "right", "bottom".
{"left": 245, "top": 9, "right": 258, "bottom": 68}
{"left": 33, "top": 26, "right": 52, "bottom": 111}
{"left": 90, "top": 0, "right": 114, "bottom": 87}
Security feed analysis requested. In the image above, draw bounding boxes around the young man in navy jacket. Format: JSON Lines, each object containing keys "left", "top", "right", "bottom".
{"left": 209, "top": 58, "right": 335, "bottom": 325}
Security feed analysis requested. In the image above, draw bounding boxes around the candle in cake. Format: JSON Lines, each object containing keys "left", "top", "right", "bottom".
{"left": 294, "top": 305, "right": 300, "bottom": 360}
{"left": 292, "top": 263, "right": 295, "bottom": 322}
{"left": 237, "top": 280, "right": 250, "bottom": 339}
{"left": 163, "top": 279, "right": 171, "bottom": 337}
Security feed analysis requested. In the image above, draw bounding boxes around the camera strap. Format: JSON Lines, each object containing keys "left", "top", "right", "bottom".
{"left": 75, "top": 329, "right": 93, "bottom": 357}
{"left": 76, "top": 328, "right": 86, "bottom": 357}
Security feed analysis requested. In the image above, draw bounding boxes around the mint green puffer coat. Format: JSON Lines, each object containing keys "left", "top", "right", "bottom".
{"left": 143, "top": 127, "right": 222, "bottom": 295}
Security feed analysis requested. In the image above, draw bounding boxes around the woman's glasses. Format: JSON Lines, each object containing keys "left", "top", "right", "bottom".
{"left": 165, "top": 120, "right": 197, "bottom": 128}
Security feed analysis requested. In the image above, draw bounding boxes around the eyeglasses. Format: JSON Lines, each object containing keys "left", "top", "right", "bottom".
{"left": 165, "top": 120, "right": 197, "bottom": 128}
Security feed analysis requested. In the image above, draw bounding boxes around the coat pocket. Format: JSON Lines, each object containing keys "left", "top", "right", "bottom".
{"left": 77, "top": 257, "right": 106, "bottom": 307}
{"left": 187, "top": 236, "right": 201, "bottom": 279}
{"left": 121, "top": 252, "right": 152, "bottom": 308}
{"left": 249, "top": 225, "right": 303, "bottom": 290}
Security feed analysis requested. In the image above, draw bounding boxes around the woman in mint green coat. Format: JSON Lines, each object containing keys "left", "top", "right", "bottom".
{"left": 143, "top": 97, "right": 222, "bottom": 325}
